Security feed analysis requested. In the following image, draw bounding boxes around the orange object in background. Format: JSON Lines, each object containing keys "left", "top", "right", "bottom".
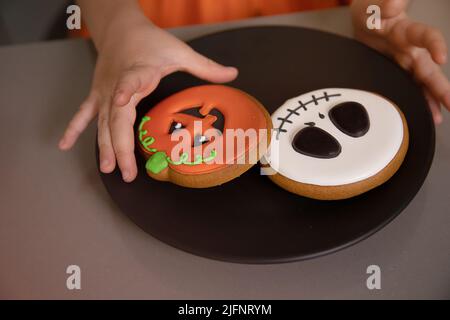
{"left": 73, "top": 0, "right": 350, "bottom": 37}
{"left": 140, "top": 0, "right": 349, "bottom": 28}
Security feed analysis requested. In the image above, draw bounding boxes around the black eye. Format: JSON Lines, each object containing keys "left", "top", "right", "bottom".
{"left": 179, "top": 106, "right": 204, "bottom": 118}
{"left": 179, "top": 107, "right": 225, "bottom": 133}
{"left": 329, "top": 101, "right": 370, "bottom": 138}
{"left": 193, "top": 134, "right": 209, "bottom": 147}
{"left": 169, "top": 121, "right": 184, "bottom": 134}
{"left": 292, "top": 126, "right": 341, "bottom": 159}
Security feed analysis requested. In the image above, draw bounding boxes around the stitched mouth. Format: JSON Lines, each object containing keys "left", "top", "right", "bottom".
{"left": 275, "top": 91, "right": 343, "bottom": 139}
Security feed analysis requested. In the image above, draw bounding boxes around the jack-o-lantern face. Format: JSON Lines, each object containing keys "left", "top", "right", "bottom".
{"left": 138, "top": 85, "right": 270, "bottom": 177}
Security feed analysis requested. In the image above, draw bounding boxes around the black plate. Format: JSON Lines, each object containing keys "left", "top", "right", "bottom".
{"left": 97, "top": 26, "right": 435, "bottom": 264}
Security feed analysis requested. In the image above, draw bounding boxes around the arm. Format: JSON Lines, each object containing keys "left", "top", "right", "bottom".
{"left": 59, "top": 0, "right": 238, "bottom": 182}
{"left": 351, "top": 0, "right": 450, "bottom": 124}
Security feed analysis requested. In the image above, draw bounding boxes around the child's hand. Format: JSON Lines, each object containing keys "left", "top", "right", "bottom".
{"left": 351, "top": 0, "right": 449, "bottom": 124}
{"left": 59, "top": 18, "right": 237, "bottom": 182}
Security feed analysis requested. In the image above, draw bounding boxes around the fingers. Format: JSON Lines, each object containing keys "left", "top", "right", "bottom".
{"left": 183, "top": 50, "right": 238, "bottom": 83}
{"left": 113, "top": 67, "right": 161, "bottom": 107}
{"left": 423, "top": 68, "right": 450, "bottom": 111}
{"left": 110, "top": 97, "right": 138, "bottom": 183}
{"left": 386, "top": 19, "right": 413, "bottom": 52}
{"left": 379, "top": 0, "right": 409, "bottom": 19}
{"left": 424, "top": 89, "right": 443, "bottom": 125}
{"left": 388, "top": 19, "right": 448, "bottom": 65}
{"left": 351, "top": 0, "right": 408, "bottom": 22}
{"left": 101, "top": 66, "right": 161, "bottom": 181}
{"left": 412, "top": 50, "right": 450, "bottom": 112}
{"left": 97, "top": 104, "right": 117, "bottom": 174}
{"left": 109, "top": 68, "right": 161, "bottom": 182}
{"left": 404, "top": 22, "right": 448, "bottom": 65}
{"left": 59, "top": 93, "right": 98, "bottom": 150}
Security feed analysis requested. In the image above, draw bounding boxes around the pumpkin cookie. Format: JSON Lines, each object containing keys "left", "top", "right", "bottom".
{"left": 137, "top": 85, "right": 272, "bottom": 188}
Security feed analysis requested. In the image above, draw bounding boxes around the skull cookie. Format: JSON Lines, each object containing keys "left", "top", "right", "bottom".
{"left": 138, "top": 85, "right": 272, "bottom": 188}
{"left": 264, "top": 88, "right": 409, "bottom": 200}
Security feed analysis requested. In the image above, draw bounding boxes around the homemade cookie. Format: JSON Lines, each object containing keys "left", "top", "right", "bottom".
{"left": 138, "top": 85, "right": 272, "bottom": 188}
{"left": 264, "top": 88, "right": 409, "bottom": 200}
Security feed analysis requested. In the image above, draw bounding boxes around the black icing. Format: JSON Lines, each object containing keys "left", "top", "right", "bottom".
{"left": 208, "top": 108, "right": 225, "bottom": 133}
{"left": 178, "top": 106, "right": 225, "bottom": 133}
{"left": 193, "top": 134, "right": 209, "bottom": 147}
{"left": 329, "top": 101, "right": 370, "bottom": 138}
{"left": 168, "top": 121, "right": 185, "bottom": 134}
{"left": 179, "top": 106, "right": 204, "bottom": 118}
{"left": 275, "top": 92, "right": 342, "bottom": 139}
{"left": 292, "top": 126, "right": 341, "bottom": 159}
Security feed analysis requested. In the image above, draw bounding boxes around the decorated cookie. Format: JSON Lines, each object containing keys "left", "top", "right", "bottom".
{"left": 138, "top": 85, "right": 272, "bottom": 188}
{"left": 264, "top": 88, "right": 409, "bottom": 200}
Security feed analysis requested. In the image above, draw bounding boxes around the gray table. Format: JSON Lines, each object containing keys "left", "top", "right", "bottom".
{"left": 1, "top": 1, "right": 449, "bottom": 299}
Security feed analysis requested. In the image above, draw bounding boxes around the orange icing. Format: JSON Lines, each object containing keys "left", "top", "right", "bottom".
{"left": 138, "top": 85, "right": 268, "bottom": 175}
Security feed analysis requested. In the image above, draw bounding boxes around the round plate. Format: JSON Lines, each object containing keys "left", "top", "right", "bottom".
{"left": 97, "top": 26, "right": 435, "bottom": 264}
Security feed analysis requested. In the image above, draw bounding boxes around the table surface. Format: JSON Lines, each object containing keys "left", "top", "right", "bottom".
{"left": 1, "top": 1, "right": 449, "bottom": 299}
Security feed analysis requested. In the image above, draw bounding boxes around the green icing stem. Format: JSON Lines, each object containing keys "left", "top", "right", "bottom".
{"left": 138, "top": 116, "right": 217, "bottom": 174}
{"left": 146, "top": 151, "right": 169, "bottom": 174}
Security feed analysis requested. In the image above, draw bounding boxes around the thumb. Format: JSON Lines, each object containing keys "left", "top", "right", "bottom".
{"left": 183, "top": 50, "right": 238, "bottom": 83}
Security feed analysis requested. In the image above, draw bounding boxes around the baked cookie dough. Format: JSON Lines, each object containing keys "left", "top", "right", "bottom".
{"left": 138, "top": 85, "right": 272, "bottom": 188}
{"left": 264, "top": 88, "right": 409, "bottom": 200}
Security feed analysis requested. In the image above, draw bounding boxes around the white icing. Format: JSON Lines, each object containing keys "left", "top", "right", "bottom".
{"left": 265, "top": 88, "right": 404, "bottom": 186}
